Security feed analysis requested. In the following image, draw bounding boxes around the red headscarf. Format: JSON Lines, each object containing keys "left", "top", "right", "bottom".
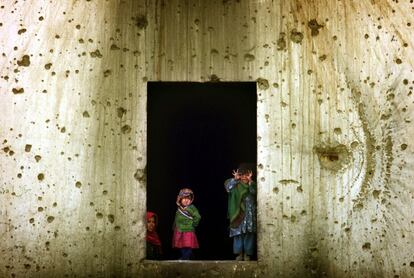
{"left": 146, "top": 212, "right": 161, "bottom": 246}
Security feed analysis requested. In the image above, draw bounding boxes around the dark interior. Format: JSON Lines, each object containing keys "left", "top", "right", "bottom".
{"left": 147, "top": 82, "right": 257, "bottom": 260}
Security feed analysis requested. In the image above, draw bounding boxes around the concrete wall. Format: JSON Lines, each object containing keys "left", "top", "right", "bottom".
{"left": 0, "top": 0, "right": 413, "bottom": 277}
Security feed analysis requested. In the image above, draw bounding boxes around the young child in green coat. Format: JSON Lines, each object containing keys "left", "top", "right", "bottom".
{"left": 172, "top": 188, "right": 201, "bottom": 260}
{"left": 225, "top": 164, "right": 257, "bottom": 261}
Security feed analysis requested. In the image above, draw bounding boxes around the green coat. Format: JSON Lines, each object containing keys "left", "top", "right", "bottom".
{"left": 173, "top": 205, "right": 201, "bottom": 232}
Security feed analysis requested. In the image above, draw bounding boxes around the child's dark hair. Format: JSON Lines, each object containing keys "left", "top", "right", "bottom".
{"left": 237, "top": 163, "right": 256, "bottom": 175}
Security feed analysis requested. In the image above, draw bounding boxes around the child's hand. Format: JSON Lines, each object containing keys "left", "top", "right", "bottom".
{"left": 246, "top": 170, "right": 253, "bottom": 184}
{"left": 232, "top": 169, "right": 241, "bottom": 180}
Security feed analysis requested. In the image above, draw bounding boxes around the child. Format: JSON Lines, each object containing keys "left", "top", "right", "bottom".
{"left": 146, "top": 211, "right": 162, "bottom": 260}
{"left": 225, "top": 164, "right": 257, "bottom": 261}
{"left": 172, "top": 188, "right": 201, "bottom": 260}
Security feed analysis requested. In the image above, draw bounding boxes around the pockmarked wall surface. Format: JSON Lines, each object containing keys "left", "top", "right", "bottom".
{"left": 0, "top": 0, "right": 413, "bottom": 277}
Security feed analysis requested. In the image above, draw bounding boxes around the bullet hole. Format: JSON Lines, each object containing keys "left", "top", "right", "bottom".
{"left": 12, "top": 87, "right": 24, "bottom": 94}
{"left": 210, "top": 49, "right": 219, "bottom": 55}
{"left": 272, "top": 187, "right": 279, "bottom": 193}
{"left": 23, "top": 144, "right": 32, "bottom": 152}
{"left": 82, "top": 111, "right": 90, "bottom": 118}
{"left": 121, "top": 125, "right": 132, "bottom": 134}
{"left": 18, "top": 28, "right": 26, "bottom": 34}
{"left": 55, "top": 34, "right": 60, "bottom": 39}
{"left": 257, "top": 78, "right": 269, "bottom": 90}
{"left": 29, "top": 218, "right": 34, "bottom": 223}
{"left": 319, "top": 54, "right": 327, "bottom": 61}
{"left": 110, "top": 44, "right": 120, "bottom": 50}
{"left": 296, "top": 185, "right": 303, "bottom": 192}
{"left": 75, "top": 24, "right": 81, "bottom": 29}
{"left": 209, "top": 74, "right": 220, "bottom": 82}
{"left": 372, "top": 190, "right": 381, "bottom": 199}
{"left": 38, "top": 207, "right": 44, "bottom": 212}
{"left": 362, "top": 242, "right": 371, "bottom": 250}
{"left": 334, "top": 128, "right": 342, "bottom": 135}
{"left": 395, "top": 58, "right": 402, "bottom": 64}
{"left": 103, "top": 190, "right": 108, "bottom": 195}
{"left": 44, "top": 63, "right": 52, "bottom": 70}
{"left": 75, "top": 181, "right": 82, "bottom": 188}
{"left": 39, "top": 16, "right": 44, "bottom": 21}
{"left": 9, "top": 150, "right": 14, "bottom": 156}
{"left": 37, "top": 173, "right": 45, "bottom": 181}
{"left": 47, "top": 216, "right": 55, "bottom": 223}
{"left": 134, "top": 168, "right": 146, "bottom": 183}
{"left": 114, "top": 226, "right": 121, "bottom": 231}
{"left": 364, "top": 34, "right": 369, "bottom": 39}
{"left": 17, "top": 55, "right": 30, "bottom": 67}
{"left": 90, "top": 49, "right": 103, "bottom": 58}
{"left": 17, "top": 173, "right": 22, "bottom": 178}
{"left": 290, "top": 29, "right": 304, "bottom": 43}
{"left": 103, "top": 69, "right": 111, "bottom": 77}
{"left": 117, "top": 107, "right": 126, "bottom": 118}
{"left": 277, "top": 33, "right": 286, "bottom": 50}
{"left": 134, "top": 15, "right": 148, "bottom": 29}
{"left": 78, "top": 38, "right": 84, "bottom": 44}
{"left": 96, "top": 212, "right": 103, "bottom": 219}
{"left": 308, "top": 19, "right": 324, "bottom": 36}
{"left": 314, "top": 144, "right": 351, "bottom": 171}
{"left": 60, "top": 127, "right": 66, "bottom": 133}
{"left": 107, "top": 214, "right": 115, "bottom": 223}
{"left": 244, "top": 53, "right": 255, "bottom": 62}
{"left": 273, "top": 83, "right": 279, "bottom": 88}
{"left": 401, "top": 144, "right": 407, "bottom": 150}
{"left": 34, "top": 155, "right": 42, "bottom": 162}
{"left": 410, "top": 262, "right": 414, "bottom": 267}
{"left": 24, "top": 264, "right": 31, "bottom": 269}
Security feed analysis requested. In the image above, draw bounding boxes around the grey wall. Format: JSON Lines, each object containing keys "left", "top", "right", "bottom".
{"left": 0, "top": 0, "right": 413, "bottom": 277}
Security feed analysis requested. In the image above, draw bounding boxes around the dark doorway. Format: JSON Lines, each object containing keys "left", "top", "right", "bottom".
{"left": 147, "top": 82, "right": 257, "bottom": 260}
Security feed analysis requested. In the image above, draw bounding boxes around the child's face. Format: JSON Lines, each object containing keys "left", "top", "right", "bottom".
{"left": 147, "top": 216, "right": 156, "bottom": 232}
{"left": 240, "top": 173, "right": 250, "bottom": 183}
{"left": 181, "top": 197, "right": 191, "bottom": 207}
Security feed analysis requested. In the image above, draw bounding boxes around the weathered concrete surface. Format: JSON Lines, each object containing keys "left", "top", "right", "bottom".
{"left": 0, "top": 0, "right": 413, "bottom": 277}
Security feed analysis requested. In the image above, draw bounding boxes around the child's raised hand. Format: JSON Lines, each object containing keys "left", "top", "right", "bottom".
{"left": 232, "top": 169, "right": 241, "bottom": 180}
{"left": 246, "top": 170, "right": 253, "bottom": 183}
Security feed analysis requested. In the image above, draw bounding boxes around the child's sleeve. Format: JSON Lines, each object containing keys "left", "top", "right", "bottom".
{"left": 188, "top": 206, "right": 201, "bottom": 227}
{"left": 249, "top": 181, "right": 257, "bottom": 194}
{"left": 224, "top": 178, "right": 238, "bottom": 192}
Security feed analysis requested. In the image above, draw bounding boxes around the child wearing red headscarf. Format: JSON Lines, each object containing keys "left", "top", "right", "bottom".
{"left": 172, "top": 188, "right": 201, "bottom": 260}
{"left": 146, "top": 211, "right": 162, "bottom": 260}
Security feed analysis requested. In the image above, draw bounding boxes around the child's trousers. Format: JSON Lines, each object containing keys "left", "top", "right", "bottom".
{"left": 233, "top": 232, "right": 255, "bottom": 255}
{"left": 179, "top": 248, "right": 192, "bottom": 260}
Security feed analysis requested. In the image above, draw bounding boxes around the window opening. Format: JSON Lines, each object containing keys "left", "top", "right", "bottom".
{"left": 147, "top": 82, "right": 257, "bottom": 260}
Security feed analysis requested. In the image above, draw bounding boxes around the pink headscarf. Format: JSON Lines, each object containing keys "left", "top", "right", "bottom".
{"left": 146, "top": 212, "right": 161, "bottom": 246}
